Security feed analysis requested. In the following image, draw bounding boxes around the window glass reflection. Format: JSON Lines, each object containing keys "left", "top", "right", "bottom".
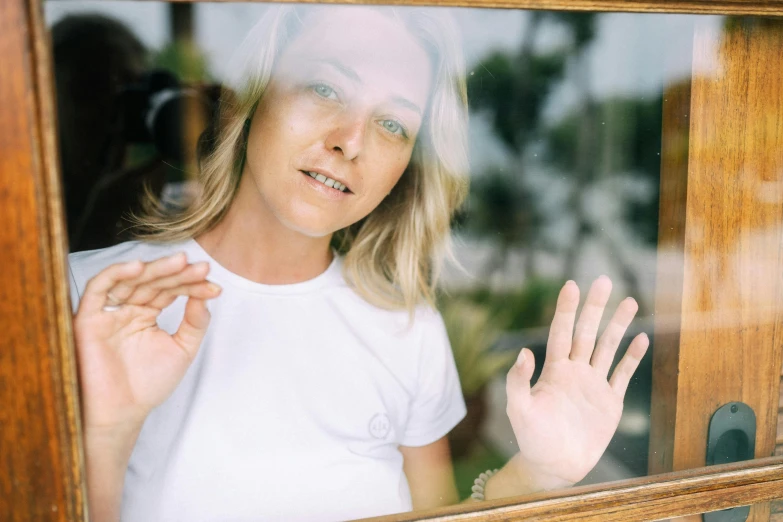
{"left": 45, "top": 2, "right": 783, "bottom": 520}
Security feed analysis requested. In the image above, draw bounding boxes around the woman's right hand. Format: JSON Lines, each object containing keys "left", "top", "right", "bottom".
{"left": 73, "top": 252, "right": 222, "bottom": 436}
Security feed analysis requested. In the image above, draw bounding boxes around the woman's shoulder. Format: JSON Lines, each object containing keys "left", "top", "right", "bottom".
{"left": 68, "top": 239, "right": 191, "bottom": 289}
{"left": 336, "top": 285, "right": 446, "bottom": 340}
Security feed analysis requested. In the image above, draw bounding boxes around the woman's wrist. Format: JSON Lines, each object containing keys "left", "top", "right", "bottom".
{"left": 483, "top": 453, "right": 575, "bottom": 501}
{"left": 85, "top": 415, "right": 145, "bottom": 449}
{"left": 83, "top": 424, "right": 143, "bottom": 522}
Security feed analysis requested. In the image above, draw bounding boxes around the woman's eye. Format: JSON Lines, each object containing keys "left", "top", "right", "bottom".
{"left": 313, "top": 83, "right": 337, "bottom": 100}
{"left": 381, "top": 119, "right": 407, "bottom": 137}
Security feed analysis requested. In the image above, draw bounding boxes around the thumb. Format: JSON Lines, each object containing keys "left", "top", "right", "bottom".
{"left": 172, "top": 297, "right": 212, "bottom": 358}
{"left": 506, "top": 348, "right": 535, "bottom": 415}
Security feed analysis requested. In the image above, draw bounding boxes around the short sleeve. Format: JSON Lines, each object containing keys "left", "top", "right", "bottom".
{"left": 68, "top": 256, "right": 82, "bottom": 313}
{"left": 400, "top": 311, "right": 467, "bottom": 447}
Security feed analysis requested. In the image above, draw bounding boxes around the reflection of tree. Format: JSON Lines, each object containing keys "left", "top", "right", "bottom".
{"left": 468, "top": 13, "right": 581, "bottom": 151}
{"left": 546, "top": 97, "right": 662, "bottom": 308}
{"left": 153, "top": 42, "right": 211, "bottom": 84}
{"left": 465, "top": 13, "right": 588, "bottom": 281}
{"left": 467, "top": 168, "right": 544, "bottom": 279}
{"left": 466, "top": 13, "right": 661, "bottom": 310}
{"left": 158, "top": 3, "right": 210, "bottom": 83}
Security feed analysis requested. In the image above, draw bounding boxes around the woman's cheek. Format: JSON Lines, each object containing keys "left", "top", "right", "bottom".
{"left": 284, "top": 105, "right": 337, "bottom": 141}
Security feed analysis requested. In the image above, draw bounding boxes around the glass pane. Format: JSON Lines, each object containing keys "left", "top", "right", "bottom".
{"left": 45, "top": 2, "right": 783, "bottom": 520}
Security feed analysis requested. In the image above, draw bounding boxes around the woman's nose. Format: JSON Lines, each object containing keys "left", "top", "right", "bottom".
{"left": 324, "top": 110, "right": 367, "bottom": 161}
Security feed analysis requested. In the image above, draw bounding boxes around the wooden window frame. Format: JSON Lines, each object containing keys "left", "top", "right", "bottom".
{"left": 2, "top": 0, "right": 782, "bottom": 520}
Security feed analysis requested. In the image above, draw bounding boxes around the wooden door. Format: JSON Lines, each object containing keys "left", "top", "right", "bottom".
{"left": 1, "top": 1, "right": 782, "bottom": 521}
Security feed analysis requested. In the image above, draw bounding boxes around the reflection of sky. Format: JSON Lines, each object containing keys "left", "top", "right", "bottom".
{"left": 45, "top": 2, "right": 719, "bottom": 101}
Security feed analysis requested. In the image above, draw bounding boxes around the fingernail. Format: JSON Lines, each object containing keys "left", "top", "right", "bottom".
{"left": 515, "top": 349, "right": 527, "bottom": 368}
{"left": 208, "top": 283, "right": 222, "bottom": 293}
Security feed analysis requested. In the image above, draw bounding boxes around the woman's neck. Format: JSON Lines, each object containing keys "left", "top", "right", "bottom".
{"left": 195, "top": 177, "right": 334, "bottom": 285}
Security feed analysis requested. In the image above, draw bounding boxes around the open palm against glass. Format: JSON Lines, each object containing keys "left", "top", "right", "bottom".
{"left": 505, "top": 276, "right": 649, "bottom": 491}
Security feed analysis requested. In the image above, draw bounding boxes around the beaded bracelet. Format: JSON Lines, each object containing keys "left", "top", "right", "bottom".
{"left": 470, "top": 468, "right": 499, "bottom": 501}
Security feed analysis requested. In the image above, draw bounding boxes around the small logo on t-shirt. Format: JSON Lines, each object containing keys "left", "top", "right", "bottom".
{"left": 368, "top": 412, "right": 391, "bottom": 439}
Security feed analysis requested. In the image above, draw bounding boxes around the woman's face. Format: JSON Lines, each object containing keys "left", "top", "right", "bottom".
{"left": 242, "top": 8, "right": 433, "bottom": 238}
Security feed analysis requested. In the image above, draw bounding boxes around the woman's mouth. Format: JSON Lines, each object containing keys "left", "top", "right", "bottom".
{"left": 301, "top": 171, "right": 350, "bottom": 193}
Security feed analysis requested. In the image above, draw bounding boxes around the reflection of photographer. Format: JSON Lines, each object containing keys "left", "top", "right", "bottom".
{"left": 119, "top": 69, "right": 217, "bottom": 166}
{"left": 52, "top": 15, "right": 214, "bottom": 251}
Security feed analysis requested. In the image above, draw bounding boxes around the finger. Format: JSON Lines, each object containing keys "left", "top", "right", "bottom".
{"left": 108, "top": 253, "right": 189, "bottom": 303}
{"left": 172, "top": 297, "right": 212, "bottom": 359}
{"left": 609, "top": 333, "right": 649, "bottom": 397}
{"left": 570, "top": 275, "right": 612, "bottom": 362}
{"left": 590, "top": 297, "right": 640, "bottom": 377}
{"left": 506, "top": 348, "right": 535, "bottom": 416}
{"left": 545, "top": 281, "right": 580, "bottom": 363}
{"left": 79, "top": 261, "right": 144, "bottom": 315}
{"left": 124, "top": 262, "right": 211, "bottom": 306}
{"left": 147, "top": 281, "right": 222, "bottom": 310}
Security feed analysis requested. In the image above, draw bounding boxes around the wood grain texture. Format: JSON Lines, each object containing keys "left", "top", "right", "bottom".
{"left": 649, "top": 17, "right": 783, "bottom": 522}
{"left": 0, "top": 0, "right": 86, "bottom": 520}
{"left": 359, "top": 457, "right": 783, "bottom": 521}
{"left": 150, "top": 0, "right": 783, "bottom": 16}
{"left": 776, "top": 371, "right": 783, "bottom": 515}
{"left": 680, "top": 18, "right": 783, "bottom": 466}
{"left": 649, "top": 45, "right": 693, "bottom": 477}
{"left": 5, "top": 1, "right": 781, "bottom": 521}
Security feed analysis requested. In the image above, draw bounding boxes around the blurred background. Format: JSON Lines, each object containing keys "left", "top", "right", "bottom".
{"left": 45, "top": 1, "right": 729, "bottom": 499}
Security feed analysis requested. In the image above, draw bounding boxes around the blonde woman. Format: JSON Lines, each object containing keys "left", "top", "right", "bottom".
{"left": 68, "top": 5, "right": 649, "bottom": 522}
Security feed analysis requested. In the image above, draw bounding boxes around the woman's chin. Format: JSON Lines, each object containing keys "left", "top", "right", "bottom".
{"left": 277, "top": 214, "right": 345, "bottom": 240}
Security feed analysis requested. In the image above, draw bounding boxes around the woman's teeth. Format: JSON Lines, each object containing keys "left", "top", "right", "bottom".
{"left": 306, "top": 171, "right": 347, "bottom": 192}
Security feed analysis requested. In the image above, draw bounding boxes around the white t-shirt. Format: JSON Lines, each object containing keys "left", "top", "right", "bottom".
{"left": 68, "top": 239, "right": 467, "bottom": 522}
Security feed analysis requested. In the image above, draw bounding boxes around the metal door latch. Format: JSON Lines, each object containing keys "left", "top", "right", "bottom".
{"left": 703, "top": 402, "right": 756, "bottom": 522}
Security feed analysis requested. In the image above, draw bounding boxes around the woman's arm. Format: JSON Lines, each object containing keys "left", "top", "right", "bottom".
{"left": 71, "top": 254, "right": 221, "bottom": 521}
{"left": 400, "top": 437, "right": 459, "bottom": 510}
{"left": 401, "top": 439, "right": 541, "bottom": 510}
{"left": 84, "top": 424, "right": 143, "bottom": 522}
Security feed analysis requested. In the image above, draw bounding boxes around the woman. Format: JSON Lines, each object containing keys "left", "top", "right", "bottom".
{"left": 68, "top": 5, "right": 649, "bottom": 521}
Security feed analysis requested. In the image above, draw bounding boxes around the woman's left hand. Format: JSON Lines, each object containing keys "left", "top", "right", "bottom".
{"left": 505, "top": 276, "right": 649, "bottom": 491}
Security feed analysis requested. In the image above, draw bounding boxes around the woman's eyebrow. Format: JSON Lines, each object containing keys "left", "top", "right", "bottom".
{"left": 308, "top": 58, "right": 423, "bottom": 116}
{"left": 309, "top": 58, "right": 361, "bottom": 83}
{"left": 390, "top": 96, "right": 422, "bottom": 116}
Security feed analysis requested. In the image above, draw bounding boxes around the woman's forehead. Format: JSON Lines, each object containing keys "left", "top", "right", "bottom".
{"left": 277, "top": 7, "right": 433, "bottom": 108}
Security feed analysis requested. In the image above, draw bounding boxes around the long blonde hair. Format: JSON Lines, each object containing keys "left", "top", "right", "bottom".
{"left": 133, "top": 5, "right": 469, "bottom": 313}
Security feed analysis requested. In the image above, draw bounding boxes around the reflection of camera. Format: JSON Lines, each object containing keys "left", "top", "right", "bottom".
{"left": 118, "top": 69, "right": 216, "bottom": 163}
